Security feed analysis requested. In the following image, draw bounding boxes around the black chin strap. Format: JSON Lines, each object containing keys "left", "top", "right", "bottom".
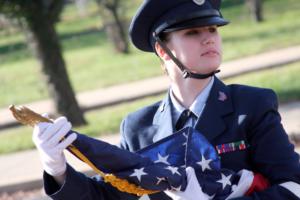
{"left": 154, "top": 33, "right": 220, "bottom": 79}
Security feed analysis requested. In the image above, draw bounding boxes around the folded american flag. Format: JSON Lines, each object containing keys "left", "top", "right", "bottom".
{"left": 69, "top": 127, "right": 268, "bottom": 198}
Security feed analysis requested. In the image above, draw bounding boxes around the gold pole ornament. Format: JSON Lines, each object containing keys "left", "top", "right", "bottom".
{"left": 9, "top": 105, "right": 158, "bottom": 196}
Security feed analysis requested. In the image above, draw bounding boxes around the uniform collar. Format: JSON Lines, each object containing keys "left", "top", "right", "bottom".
{"left": 170, "top": 76, "right": 215, "bottom": 120}
{"left": 195, "top": 77, "right": 233, "bottom": 141}
{"left": 152, "top": 94, "right": 174, "bottom": 142}
{"left": 153, "top": 76, "right": 232, "bottom": 143}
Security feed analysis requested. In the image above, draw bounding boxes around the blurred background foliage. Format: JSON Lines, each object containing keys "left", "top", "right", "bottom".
{"left": 0, "top": 0, "right": 300, "bottom": 154}
{"left": 0, "top": 0, "right": 299, "bottom": 107}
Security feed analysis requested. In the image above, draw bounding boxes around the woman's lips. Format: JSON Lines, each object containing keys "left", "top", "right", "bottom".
{"left": 201, "top": 50, "right": 220, "bottom": 57}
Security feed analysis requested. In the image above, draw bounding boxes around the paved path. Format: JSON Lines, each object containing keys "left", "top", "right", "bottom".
{"left": 1, "top": 45, "right": 300, "bottom": 129}
{"left": 1, "top": 45, "right": 300, "bottom": 195}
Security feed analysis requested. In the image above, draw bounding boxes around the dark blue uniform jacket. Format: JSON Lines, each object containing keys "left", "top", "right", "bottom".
{"left": 44, "top": 77, "right": 300, "bottom": 200}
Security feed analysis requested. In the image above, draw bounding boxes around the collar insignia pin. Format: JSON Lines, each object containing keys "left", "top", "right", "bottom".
{"left": 218, "top": 91, "right": 227, "bottom": 101}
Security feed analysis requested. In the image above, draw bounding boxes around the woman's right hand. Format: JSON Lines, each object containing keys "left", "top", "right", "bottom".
{"left": 32, "top": 115, "right": 77, "bottom": 183}
{"left": 164, "top": 167, "right": 210, "bottom": 200}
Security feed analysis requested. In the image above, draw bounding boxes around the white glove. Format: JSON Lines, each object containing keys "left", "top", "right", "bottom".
{"left": 32, "top": 115, "right": 77, "bottom": 176}
{"left": 165, "top": 167, "right": 210, "bottom": 200}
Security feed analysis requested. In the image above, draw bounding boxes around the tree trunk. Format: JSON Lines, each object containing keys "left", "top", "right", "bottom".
{"left": 96, "top": 0, "right": 129, "bottom": 54}
{"left": 246, "top": 0, "right": 264, "bottom": 22}
{"left": 25, "top": 12, "right": 86, "bottom": 126}
{"left": 109, "top": 7, "right": 129, "bottom": 53}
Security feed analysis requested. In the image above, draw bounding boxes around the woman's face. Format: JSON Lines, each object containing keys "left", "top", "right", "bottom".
{"left": 164, "top": 26, "right": 222, "bottom": 75}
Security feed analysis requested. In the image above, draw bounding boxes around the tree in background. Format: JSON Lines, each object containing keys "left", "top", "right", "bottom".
{"left": 246, "top": 0, "right": 264, "bottom": 22}
{"left": 95, "top": 0, "right": 129, "bottom": 54}
{"left": 0, "top": 0, "right": 86, "bottom": 126}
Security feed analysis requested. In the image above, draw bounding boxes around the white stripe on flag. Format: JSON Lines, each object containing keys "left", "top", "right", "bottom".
{"left": 280, "top": 182, "right": 300, "bottom": 198}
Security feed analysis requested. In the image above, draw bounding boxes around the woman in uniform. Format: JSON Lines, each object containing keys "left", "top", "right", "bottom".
{"left": 32, "top": 0, "right": 300, "bottom": 199}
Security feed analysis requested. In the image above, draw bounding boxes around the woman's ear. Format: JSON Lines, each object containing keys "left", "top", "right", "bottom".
{"left": 155, "top": 42, "right": 170, "bottom": 61}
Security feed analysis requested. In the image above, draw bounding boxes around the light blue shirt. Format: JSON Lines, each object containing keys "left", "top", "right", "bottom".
{"left": 170, "top": 77, "right": 214, "bottom": 129}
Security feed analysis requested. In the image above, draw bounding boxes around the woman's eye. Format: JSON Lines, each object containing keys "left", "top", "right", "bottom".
{"left": 185, "top": 30, "right": 199, "bottom": 35}
{"left": 208, "top": 27, "right": 217, "bottom": 33}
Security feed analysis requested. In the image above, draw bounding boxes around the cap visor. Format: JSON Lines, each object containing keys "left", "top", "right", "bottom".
{"left": 163, "top": 17, "right": 229, "bottom": 33}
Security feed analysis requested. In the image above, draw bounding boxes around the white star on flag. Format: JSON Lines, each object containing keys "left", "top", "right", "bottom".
{"left": 166, "top": 166, "right": 181, "bottom": 176}
{"left": 154, "top": 153, "right": 170, "bottom": 165}
{"left": 139, "top": 195, "right": 150, "bottom": 200}
{"left": 217, "top": 173, "right": 232, "bottom": 189}
{"left": 156, "top": 177, "right": 166, "bottom": 185}
{"left": 183, "top": 132, "right": 188, "bottom": 138}
{"left": 197, "top": 155, "right": 212, "bottom": 172}
{"left": 130, "top": 167, "right": 147, "bottom": 182}
{"left": 171, "top": 185, "right": 182, "bottom": 191}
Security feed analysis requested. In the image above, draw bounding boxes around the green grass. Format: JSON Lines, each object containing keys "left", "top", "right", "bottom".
{"left": 0, "top": 47, "right": 161, "bottom": 106}
{"left": 0, "top": 61, "right": 299, "bottom": 155}
{"left": 225, "top": 62, "right": 300, "bottom": 103}
{"left": 220, "top": 0, "right": 300, "bottom": 60}
{"left": 0, "top": 0, "right": 300, "bottom": 107}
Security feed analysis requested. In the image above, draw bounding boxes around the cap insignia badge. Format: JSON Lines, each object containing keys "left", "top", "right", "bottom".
{"left": 193, "top": 0, "right": 205, "bottom": 6}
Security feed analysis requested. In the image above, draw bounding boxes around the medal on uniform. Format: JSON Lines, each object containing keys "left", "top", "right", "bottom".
{"left": 215, "top": 140, "right": 247, "bottom": 155}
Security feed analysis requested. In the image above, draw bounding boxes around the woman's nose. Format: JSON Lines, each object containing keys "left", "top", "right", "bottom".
{"left": 201, "top": 34, "right": 215, "bottom": 45}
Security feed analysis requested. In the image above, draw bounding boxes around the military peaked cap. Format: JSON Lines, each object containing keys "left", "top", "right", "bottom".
{"left": 129, "top": 0, "right": 229, "bottom": 52}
